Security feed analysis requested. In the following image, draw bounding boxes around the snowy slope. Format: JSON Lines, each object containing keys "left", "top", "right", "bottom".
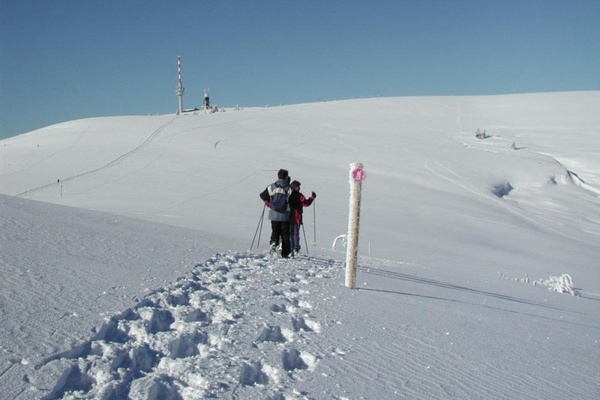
{"left": 0, "top": 92, "right": 599, "bottom": 399}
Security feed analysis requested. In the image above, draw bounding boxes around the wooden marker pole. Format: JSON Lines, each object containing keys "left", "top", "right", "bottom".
{"left": 345, "top": 162, "right": 365, "bottom": 289}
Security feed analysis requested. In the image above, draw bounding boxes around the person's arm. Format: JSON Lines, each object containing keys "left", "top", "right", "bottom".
{"left": 259, "top": 187, "right": 270, "bottom": 201}
{"left": 260, "top": 187, "right": 272, "bottom": 207}
{"left": 302, "top": 191, "right": 316, "bottom": 207}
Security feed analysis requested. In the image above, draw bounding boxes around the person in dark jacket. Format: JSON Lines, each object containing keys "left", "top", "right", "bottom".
{"left": 288, "top": 180, "right": 316, "bottom": 255}
{"left": 259, "top": 169, "right": 292, "bottom": 258}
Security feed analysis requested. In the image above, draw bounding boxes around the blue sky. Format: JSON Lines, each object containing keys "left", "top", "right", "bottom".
{"left": 1, "top": 0, "right": 599, "bottom": 139}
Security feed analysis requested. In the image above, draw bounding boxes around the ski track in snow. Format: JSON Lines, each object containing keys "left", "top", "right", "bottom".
{"left": 29, "top": 253, "right": 343, "bottom": 400}
{"left": 16, "top": 118, "right": 177, "bottom": 198}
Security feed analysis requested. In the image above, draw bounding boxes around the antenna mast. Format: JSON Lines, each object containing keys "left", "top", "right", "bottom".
{"left": 176, "top": 56, "right": 185, "bottom": 115}
{"left": 203, "top": 88, "right": 210, "bottom": 110}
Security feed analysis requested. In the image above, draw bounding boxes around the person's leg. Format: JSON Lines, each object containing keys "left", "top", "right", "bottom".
{"left": 281, "top": 222, "right": 291, "bottom": 258}
{"left": 290, "top": 223, "right": 300, "bottom": 252}
{"left": 270, "top": 221, "right": 280, "bottom": 251}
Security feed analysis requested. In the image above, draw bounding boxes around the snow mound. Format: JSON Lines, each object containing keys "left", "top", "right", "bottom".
{"left": 499, "top": 271, "right": 579, "bottom": 296}
{"left": 538, "top": 273, "right": 579, "bottom": 296}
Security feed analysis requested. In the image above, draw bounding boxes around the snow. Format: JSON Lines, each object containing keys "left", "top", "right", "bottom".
{"left": 1, "top": 92, "right": 599, "bottom": 399}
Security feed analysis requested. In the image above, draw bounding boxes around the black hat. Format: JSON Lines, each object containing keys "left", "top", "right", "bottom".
{"left": 291, "top": 180, "right": 301, "bottom": 188}
{"left": 277, "top": 169, "right": 289, "bottom": 179}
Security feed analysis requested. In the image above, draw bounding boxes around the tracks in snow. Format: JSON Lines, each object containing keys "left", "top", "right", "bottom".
{"left": 30, "top": 252, "right": 342, "bottom": 400}
{"left": 16, "top": 118, "right": 177, "bottom": 198}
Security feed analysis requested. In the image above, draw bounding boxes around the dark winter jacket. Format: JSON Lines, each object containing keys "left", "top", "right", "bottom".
{"left": 289, "top": 190, "right": 315, "bottom": 225}
{"left": 259, "top": 179, "right": 291, "bottom": 222}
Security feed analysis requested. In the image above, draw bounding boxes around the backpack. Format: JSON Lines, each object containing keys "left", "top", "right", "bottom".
{"left": 270, "top": 182, "right": 289, "bottom": 213}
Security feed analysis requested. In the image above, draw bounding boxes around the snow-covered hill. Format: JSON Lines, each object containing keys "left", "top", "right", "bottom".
{"left": 1, "top": 92, "right": 599, "bottom": 399}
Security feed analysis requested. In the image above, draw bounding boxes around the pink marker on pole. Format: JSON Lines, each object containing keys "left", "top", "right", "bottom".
{"left": 351, "top": 167, "right": 366, "bottom": 182}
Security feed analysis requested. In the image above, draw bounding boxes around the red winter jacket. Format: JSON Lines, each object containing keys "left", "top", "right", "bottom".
{"left": 289, "top": 190, "right": 315, "bottom": 225}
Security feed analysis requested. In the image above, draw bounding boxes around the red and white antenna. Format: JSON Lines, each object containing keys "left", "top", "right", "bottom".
{"left": 176, "top": 56, "right": 185, "bottom": 115}
{"left": 177, "top": 56, "right": 182, "bottom": 87}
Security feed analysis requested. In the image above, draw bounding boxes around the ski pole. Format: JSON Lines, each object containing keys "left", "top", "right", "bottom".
{"left": 251, "top": 205, "right": 266, "bottom": 250}
{"left": 257, "top": 207, "right": 265, "bottom": 249}
{"left": 313, "top": 200, "right": 317, "bottom": 245}
{"left": 301, "top": 223, "right": 310, "bottom": 255}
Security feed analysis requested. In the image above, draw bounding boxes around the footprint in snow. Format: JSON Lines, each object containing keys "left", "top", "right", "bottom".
{"left": 270, "top": 304, "right": 287, "bottom": 313}
{"left": 239, "top": 360, "right": 270, "bottom": 386}
{"left": 256, "top": 325, "right": 287, "bottom": 343}
{"left": 282, "top": 349, "right": 307, "bottom": 371}
{"left": 291, "top": 316, "right": 321, "bottom": 333}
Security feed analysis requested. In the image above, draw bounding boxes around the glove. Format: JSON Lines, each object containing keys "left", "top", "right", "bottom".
{"left": 265, "top": 201, "right": 271, "bottom": 208}
{"left": 311, "top": 191, "right": 316, "bottom": 199}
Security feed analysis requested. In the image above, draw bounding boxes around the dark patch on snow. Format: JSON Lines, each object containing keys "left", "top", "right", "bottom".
{"left": 40, "top": 364, "right": 93, "bottom": 400}
{"left": 129, "top": 344, "right": 161, "bottom": 377}
{"left": 239, "top": 360, "right": 269, "bottom": 386}
{"left": 135, "top": 298, "right": 157, "bottom": 308}
{"left": 492, "top": 182, "right": 514, "bottom": 198}
{"left": 257, "top": 325, "right": 286, "bottom": 343}
{"left": 38, "top": 340, "right": 92, "bottom": 367}
{"left": 98, "top": 319, "right": 130, "bottom": 343}
{"left": 567, "top": 170, "right": 585, "bottom": 184}
{"left": 282, "top": 349, "right": 308, "bottom": 371}
{"left": 270, "top": 304, "right": 287, "bottom": 313}
{"left": 291, "top": 317, "right": 312, "bottom": 332}
{"left": 197, "top": 292, "right": 222, "bottom": 301}
{"left": 215, "top": 264, "right": 230, "bottom": 273}
{"left": 145, "top": 308, "right": 175, "bottom": 334}
{"left": 162, "top": 291, "right": 190, "bottom": 307}
{"left": 168, "top": 330, "right": 207, "bottom": 358}
{"left": 181, "top": 308, "right": 208, "bottom": 323}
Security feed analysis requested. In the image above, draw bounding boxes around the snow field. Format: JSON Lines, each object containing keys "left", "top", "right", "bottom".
{"left": 1, "top": 92, "right": 599, "bottom": 399}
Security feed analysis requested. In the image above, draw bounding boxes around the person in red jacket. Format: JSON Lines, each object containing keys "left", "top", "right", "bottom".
{"left": 288, "top": 180, "right": 316, "bottom": 255}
